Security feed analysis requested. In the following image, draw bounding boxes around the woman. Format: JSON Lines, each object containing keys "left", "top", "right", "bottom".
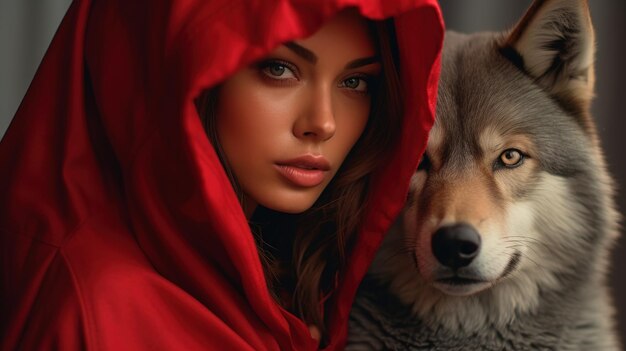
{"left": 0, "top": 0, "right": 443, "bottom": 350}
{"left": 196, "top": 9, "right": 400, "bottom": 339}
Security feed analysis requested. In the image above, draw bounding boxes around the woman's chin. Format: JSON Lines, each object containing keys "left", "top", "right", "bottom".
{"left": 257, "top": 191, "right": 322, "bottom": 215}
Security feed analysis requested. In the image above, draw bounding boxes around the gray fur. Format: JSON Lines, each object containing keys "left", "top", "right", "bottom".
{"left": 347, "top": 0, "right": 620, "bottom": 349}
{"left": 349, "top": 279, "right": 615, "bottom": 350}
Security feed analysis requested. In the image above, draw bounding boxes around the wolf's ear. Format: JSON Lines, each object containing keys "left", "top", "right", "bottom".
{"left": 503, "top": 0, "right": 595, "bottom": 106}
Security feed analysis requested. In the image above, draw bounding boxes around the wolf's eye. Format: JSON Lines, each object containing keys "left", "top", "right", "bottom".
{"left": 499, "top": 149, "right": 524, "bottom": 168}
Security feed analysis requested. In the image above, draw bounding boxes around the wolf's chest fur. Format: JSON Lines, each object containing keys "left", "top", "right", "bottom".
{"left": 349, "top": 280, "right": 604, "bottom": 351}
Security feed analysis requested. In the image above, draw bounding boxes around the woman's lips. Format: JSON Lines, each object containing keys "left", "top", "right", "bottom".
{"left": 275, "top": 155, "right": 330, "bottom": 188}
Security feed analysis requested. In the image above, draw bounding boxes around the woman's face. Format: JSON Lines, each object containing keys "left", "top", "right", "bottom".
{"left": 216, "top": 10, "right": 380, "bottom": 216}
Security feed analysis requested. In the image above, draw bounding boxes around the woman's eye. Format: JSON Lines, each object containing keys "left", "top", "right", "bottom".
{"left": 498, "top": 149, "right": 524, "bottom": 168}
{"left": 268, "top": 64, "right": 286, "bottom": 76}
{"left": 340, "top": 77, "right": 368, "bottom": 93}
{"left": 261, "top": 61, "right": 297, "bottom": 80}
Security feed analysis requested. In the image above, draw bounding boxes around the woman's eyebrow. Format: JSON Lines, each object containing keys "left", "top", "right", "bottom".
{"left": 345, "top": 56, "right": 379, "bottom": 69}
{"left": 284, "top": 42, "right": 379, "bottom": 69}
{"left": 285, "top": 42, "right": 317, "bottom": 64}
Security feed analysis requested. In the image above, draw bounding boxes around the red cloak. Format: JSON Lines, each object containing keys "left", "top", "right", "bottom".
{"left": 0, "top": 0, "right": 443, "bottom": 349}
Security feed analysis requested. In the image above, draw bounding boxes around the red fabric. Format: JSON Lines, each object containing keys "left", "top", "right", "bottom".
{"left": 0, "top": 0, "right": 443, "bottom": 350}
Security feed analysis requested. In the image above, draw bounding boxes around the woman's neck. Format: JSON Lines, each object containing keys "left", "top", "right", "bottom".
{"left": 243, "top": 196, "right": 258, "bottom": 220}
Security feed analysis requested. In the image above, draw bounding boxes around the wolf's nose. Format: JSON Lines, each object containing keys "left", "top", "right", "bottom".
{"left": 432, "top": 224, "right": 481, "bottom": 269}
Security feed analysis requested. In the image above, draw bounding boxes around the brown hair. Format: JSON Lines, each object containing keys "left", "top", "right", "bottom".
{"left": 195, "top": 18, "right": 402, "bottom": 341}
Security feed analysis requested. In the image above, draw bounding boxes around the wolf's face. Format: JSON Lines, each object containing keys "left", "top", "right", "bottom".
{"left": 407, "top": 23, "right": 599, "bottom": 297}
{"left": 371, "top": 0, "right": 619, "bottom": 329}
{"left": 408, "top": 48, "right": 593, "bottom": 296}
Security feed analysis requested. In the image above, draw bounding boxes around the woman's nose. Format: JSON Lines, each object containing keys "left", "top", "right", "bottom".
{"left": 293, "top": 86, "right": 336, "bottom": 141}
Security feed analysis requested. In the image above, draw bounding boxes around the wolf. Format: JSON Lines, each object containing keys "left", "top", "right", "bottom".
{"left": 347, "top": 0, "right": 621, "bottom": 349}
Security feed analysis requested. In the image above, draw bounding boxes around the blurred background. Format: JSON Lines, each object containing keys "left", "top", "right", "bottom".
{"left": 0, "top": 0, "right": 624, "bottom": 346}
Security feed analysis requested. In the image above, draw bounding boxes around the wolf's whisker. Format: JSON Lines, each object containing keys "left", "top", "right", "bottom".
{"left": 503, "top": 241, "right": 544, "bottom": 256}
{"left": 504, "top": 239, "right": 552, "bottom": 254}
{"left": 520, "top": 254, "right": 550, "bottom": 271}
{"left": 506, "top": 236, "right": 552, "bottom": 250}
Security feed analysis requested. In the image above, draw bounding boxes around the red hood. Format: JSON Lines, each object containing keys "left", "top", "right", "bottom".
{"left": 0, "top": 0, "right": 442, "bottom": 350}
